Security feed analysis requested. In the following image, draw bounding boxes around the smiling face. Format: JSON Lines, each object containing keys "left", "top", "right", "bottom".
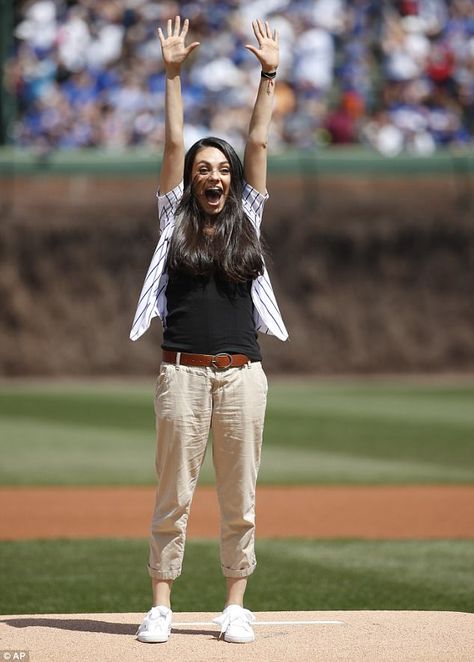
{"left": 191, "top": 146, "right": 231, "bottom": 217}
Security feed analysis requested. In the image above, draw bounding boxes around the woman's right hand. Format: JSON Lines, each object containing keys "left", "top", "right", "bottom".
{"left": 158, "top": 16, "right": 200, "bottom": 70}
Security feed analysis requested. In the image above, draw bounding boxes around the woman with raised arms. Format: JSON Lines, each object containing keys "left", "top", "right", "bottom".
{"left": 131, "top": 15, "right": 288, "bottom": 645}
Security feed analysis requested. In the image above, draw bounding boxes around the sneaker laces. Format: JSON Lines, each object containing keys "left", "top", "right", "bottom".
{"left": 212, "top": 605, "right": 256, "bottom": 639}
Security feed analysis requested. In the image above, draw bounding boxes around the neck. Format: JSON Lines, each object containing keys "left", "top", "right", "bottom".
{"left": 202, "top": 217, "right": 216, "bottom": 237}
{"left": 203, "top": 227, "right": 216, "bottom": 238}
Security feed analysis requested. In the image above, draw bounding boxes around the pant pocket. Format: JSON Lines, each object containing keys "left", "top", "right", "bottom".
{"left": 256, "top": 363, "right": 268, "bottom": 396}
{"left": 154, "top": 363, "right": 171, "bottom": 410}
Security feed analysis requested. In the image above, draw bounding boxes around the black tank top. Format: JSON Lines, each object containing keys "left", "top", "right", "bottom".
{"left": 162, "top": 270, "right": 262, "bottom": 361}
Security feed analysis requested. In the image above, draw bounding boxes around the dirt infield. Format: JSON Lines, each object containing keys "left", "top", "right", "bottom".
{"left": 1, "top": 485, "right": 473, "bottom": 540}
{"left": 1, "top": 610, "right": 473, "bottom": 662}
{"left": 2, "top": 487, "right": 473, "bottom": 660}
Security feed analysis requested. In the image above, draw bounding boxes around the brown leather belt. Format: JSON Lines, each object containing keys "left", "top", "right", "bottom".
{"left": 162, "top": 350, "right": 251, "bottom": 369}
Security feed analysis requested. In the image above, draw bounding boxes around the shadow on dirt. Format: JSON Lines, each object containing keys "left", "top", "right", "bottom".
{"left": 1, "top": 617, "right": 218, "bottom": 638}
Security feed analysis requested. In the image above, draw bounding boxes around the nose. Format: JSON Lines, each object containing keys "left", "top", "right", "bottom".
{"left": 208, "top": 169, "right": 220, "bottom": 183}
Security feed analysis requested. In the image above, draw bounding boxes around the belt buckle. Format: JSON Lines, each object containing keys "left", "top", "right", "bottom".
{"left": 211, "top": 352, "right": 233, "bottom": 370}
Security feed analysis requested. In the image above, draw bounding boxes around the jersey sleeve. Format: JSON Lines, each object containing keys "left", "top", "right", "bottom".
{"left": 242, "top": 182, "right": 269, "bottom": 236}
{"left": 156, "top": 182, "right": 184, "bottom": 231}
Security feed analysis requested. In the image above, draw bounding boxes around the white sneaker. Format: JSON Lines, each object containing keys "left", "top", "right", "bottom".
{"left": 213, "top": 604, "right": 256, "bottom": 643}
{"left": 136, "top": 605, "right": 172, "bottom": 643}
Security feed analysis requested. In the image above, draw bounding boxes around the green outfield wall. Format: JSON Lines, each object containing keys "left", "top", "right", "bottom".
{"left": 1, "top": 145, "right": 473, "bottom": 176}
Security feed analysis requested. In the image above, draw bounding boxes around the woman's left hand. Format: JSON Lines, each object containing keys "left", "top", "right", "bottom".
{"left": 245, "top": 19, "right": 279, "bottom": 72}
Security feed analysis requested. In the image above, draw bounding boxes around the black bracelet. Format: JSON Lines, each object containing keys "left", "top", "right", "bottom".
{"left": 261, "top": 70, "right": 277, "bottom": 80}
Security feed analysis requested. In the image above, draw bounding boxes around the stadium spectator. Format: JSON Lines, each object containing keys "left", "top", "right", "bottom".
{"left": 6, "top": 0, "right": 473, "bottom": 154}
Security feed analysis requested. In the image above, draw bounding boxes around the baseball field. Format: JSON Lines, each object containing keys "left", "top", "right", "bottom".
{"left": 0, "top": 376, "right": 473, "bottom": 660}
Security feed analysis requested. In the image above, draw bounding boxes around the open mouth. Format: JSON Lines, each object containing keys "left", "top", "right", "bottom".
{"left": 204, "top": 187, "right": 223, "bottom": 204}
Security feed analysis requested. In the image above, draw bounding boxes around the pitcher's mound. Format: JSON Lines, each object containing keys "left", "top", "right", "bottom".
{"left": 1, "top": 610, "right": 472, "bottom": 661}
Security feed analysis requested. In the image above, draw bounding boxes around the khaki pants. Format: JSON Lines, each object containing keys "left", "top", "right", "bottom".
{"left": 148, "top": 360, "right": 268, "bottom": 580}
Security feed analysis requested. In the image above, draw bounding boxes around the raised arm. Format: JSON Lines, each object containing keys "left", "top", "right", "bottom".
{"left": 243, "top": 19, "right": 279, "bottom": 195}
{"left": 157, "top": 16, "right": 199, "bottom": 195}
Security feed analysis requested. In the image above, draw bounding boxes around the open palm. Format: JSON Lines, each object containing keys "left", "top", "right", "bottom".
{"left": 245, "top": 19, "right": 279, "bottom": 71}
{"left": 158, "top": 16, "right": 200, "bottom": 67}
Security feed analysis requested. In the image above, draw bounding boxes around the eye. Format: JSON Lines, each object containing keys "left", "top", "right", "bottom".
{"left": 198, "top": 168, "right": 209, "bottom": 175}
{"left": 221, "top": 168, "right": 230, "bottom": 175}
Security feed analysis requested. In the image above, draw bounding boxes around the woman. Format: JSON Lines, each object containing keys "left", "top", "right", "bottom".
{"left": 131, "top": 16, "right": 288, "bottom": 645}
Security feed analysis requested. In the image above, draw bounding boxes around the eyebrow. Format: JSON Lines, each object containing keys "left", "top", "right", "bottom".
{"left": 195, "top": 160, "right": 230, "bottom": 166}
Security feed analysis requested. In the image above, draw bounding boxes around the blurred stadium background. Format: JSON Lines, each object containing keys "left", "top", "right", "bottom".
{"left": 0, "top": 0, "right": 473, "bottom": 620}
{"left": 2, "top": 0, "right": 474, "bottom": 153}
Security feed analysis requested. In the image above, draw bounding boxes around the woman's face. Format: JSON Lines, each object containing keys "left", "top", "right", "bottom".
{"left": 191, "top": 146, "right": 231, "bottom": 217}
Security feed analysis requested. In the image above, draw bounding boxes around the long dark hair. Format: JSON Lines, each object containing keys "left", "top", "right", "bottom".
{"left": 166, "top": 136, "right": 264, "bottom": 282}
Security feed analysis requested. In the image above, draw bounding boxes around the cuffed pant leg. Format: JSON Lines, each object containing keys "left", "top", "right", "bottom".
{"left": 148, "top": 363, "right": 212, "bottom": 580}
{"left": 211, "top": 362, "right": 268, "bottom": 578}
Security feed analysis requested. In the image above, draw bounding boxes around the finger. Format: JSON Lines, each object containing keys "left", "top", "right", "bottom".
{"left": 265, "top": 21, "right": 272, "bottom": 38}
{"left": 167, "top": 18, "right": 172, "bottom": 37}
{"left": 257, "top": 18, "right": 266, "bottom": 38}
{"left": 244, "top": 45, "right": 259, "bottom": 58}
{"left": 252, "top": 19, "right": 263, "bottom": 41}
{"left": 174, "top": 15, "right": 180, "bottom": 37}
{"left": 181, "top": 17, "right": 189, "bottom": 39}
{"left": 185, "top": 41, "right": 200, "bottom": 55}
{"left": 157, "top": 27, "right": 165, "bottom": 46}
{"left": 251, "top": 20, "right": 261, "bottom": 43}
{"left": 273, "top": 28, "right": 279, "bottom": 43}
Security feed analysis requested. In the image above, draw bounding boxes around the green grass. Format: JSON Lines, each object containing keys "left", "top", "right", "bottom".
{"left": 0, "top": 539, "right": 472, "bottom": 615}
{"left": 0, "top": 379, "right": 473, "bottom": 485}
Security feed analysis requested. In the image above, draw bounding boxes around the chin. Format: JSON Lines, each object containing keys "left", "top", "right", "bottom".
{"left": 200, "top": 201, "right": 226, "bottom": 216}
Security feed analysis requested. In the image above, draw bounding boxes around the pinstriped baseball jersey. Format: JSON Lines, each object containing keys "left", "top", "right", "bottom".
{"left": 129, "top": 181, "right": 288, "bottom": 342}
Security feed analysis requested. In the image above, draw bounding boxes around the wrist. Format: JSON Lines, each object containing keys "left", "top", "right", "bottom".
{"left": 261, "top": 69, "right": 277, "bottom": 80}
{"left": 165, "top": 64, "right": 181, "bottom": 77}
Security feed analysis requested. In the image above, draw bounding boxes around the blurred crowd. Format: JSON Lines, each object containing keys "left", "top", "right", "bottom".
{"left": 6, "top": 0, "right": 474, "bottom": 155}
